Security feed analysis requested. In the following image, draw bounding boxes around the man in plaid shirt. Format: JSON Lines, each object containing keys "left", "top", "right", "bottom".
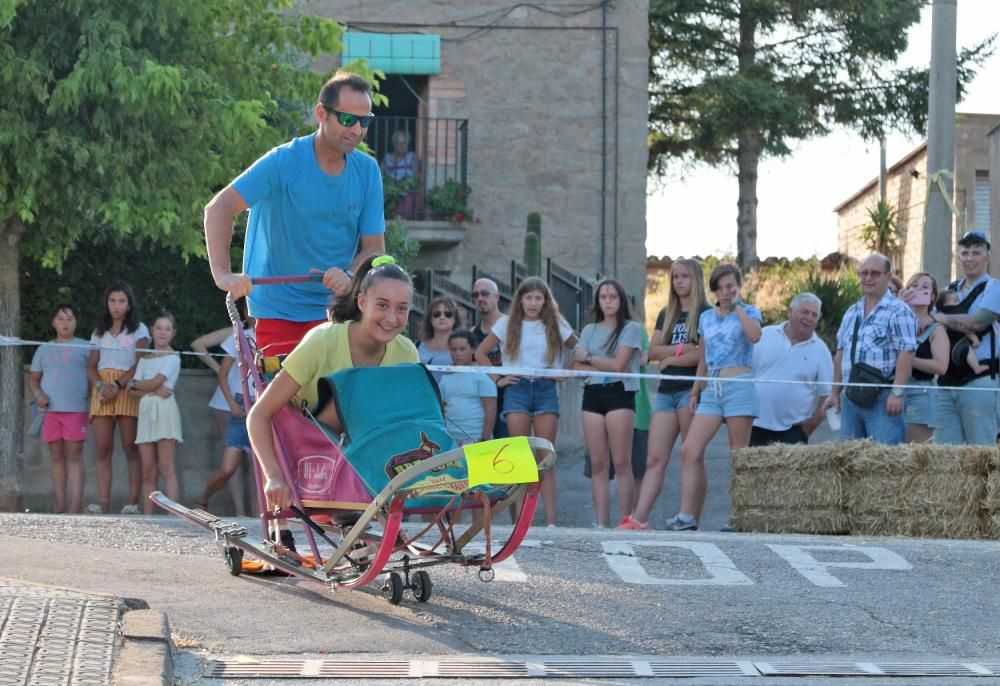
{"left": 825, "top": 254, "right": 917, "bottom": 445}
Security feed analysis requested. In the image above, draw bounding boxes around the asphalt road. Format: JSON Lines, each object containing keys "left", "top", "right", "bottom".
{"left": 6, "top": 424, "right": 1000, "bottom": 685}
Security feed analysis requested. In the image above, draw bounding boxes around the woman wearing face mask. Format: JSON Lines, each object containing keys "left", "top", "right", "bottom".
{"left": 675, "top": 264, "right": 761, "bottom": 532}
{"left": 247, "top": 255, "right": 418, "bottom": 510}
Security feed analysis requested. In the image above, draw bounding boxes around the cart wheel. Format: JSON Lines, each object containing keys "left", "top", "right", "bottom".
{"left": 224, "top": 547, "right": 243, "bottom": 576}
{"left": 412, "top": 571, "right": 432, "bottom": 603}
{"left": 382, "top": 572, "right": 404, "bottom": 605}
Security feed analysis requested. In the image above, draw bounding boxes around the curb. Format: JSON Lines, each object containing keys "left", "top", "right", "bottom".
{"left": 114, "top": 609, "right": 174, "bottom": 686}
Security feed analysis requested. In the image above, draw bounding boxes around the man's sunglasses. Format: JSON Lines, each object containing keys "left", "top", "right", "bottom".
{"left": 472, "top": 290, "right": 495, "bottom": 299}
{"left": 323, "top": 106, "right": 374, "bottom": 128}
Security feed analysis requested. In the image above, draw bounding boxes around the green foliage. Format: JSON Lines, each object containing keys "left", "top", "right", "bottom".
{"left": 647, "top": 0, "right": 994, "bottom": 268}
{"left": 787, "top": 270, "right": 863, "bottom": 352}
{"left": 1, "top": 0, "right": 344, "bottom": 267}
{"left": 20, "top": 243, "right": 225, "bottom": 368}
{"left": 524, "top": 212, "right": 542, "bottom": 276}
{"left": 382, "top": 174, "right": 418, "bottom": 216}
{"left": 426, "top": 180, "right": 473, "bottom": 223}
{"left": 384, "top": 217, "right": 419, "bottom": 271}
{"left": 861, "top": 200, "right": 903, "bottom": 260}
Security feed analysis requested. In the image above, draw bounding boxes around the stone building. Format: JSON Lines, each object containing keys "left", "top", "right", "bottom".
{"left": 834, "top": 113, "right": 1000, "bottom": 281}
{"left": 305, "top": 0, "right": 650, "bottom": 302}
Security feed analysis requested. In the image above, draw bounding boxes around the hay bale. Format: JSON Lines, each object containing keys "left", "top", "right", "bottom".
{"left": 845, "top": 473, "right": 985, "bottom": 516}
{"left": 850, "top": 510, "right": 984, "bottom": 539}
{"left": 846, "top": 443, "right": 992, "bottom": 477}
{"left": 731, "top": 508, "right": 849, "bottom": 535}
{"left": 731, "top": 442, "right": 850, "bottom": 511}
{"left": 732, "top": 442, "right": 848, "bottom": 473}
{"left": 731, "top": 470, "right": 842, "bottom": 509}
{"left": 985, "top": 514, "right": 1000, "bottom": 540}
{"left": 985, "top": 457, "right": 1000, "bottom": 514}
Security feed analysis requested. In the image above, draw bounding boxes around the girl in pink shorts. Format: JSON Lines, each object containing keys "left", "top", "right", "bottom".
{"left": 28, "top": 304, "right": 91, "bottom": 513}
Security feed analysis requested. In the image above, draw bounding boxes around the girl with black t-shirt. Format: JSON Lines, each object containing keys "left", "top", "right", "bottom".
{"left": 620, "top": 258, "right": 708, "bottom": 530}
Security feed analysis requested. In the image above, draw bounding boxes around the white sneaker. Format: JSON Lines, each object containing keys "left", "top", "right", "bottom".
{"left": 120, "top": 504, "right": 141, "bottom": 515}
{"left": 84, "top": 503, "right": 103, "bottom": 515}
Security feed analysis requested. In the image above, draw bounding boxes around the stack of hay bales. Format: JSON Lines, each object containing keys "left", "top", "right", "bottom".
{"left": 846, "top": 443, "right": 990, "bottom": 539}
{"left": 730, "top": 441, "right": 852, "bottom": 534}
{"left": 987, "top": 452, "right": 1000, "bottom": 539}
{"left": 731, "top": 441, "right": 998, "bottom": 539}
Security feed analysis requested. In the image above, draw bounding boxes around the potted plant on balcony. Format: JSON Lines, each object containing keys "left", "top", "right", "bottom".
{"left": 426, "top": 180, "right": 474, "bottom": 223}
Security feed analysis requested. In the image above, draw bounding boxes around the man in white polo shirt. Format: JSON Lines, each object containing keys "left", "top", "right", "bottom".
{"left": 750, "top": 292, "right": 834, "bottom": 445}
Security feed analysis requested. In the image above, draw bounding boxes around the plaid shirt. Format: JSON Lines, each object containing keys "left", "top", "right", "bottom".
{"left": 836, "top": 292, "right": 917, "bottom": 379}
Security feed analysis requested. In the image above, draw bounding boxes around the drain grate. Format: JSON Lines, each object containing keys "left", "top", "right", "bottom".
{"left": 206, "top": 657, "right": 1000, "bottom": 679}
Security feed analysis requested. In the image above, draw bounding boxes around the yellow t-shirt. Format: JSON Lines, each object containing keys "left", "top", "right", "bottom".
{"left": 281, "top": 321, "right": 419, "bottom": 410}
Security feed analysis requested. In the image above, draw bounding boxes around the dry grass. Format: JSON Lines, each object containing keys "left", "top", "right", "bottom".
{"left": 731, "top": 508, "right": 850, "bottom": 535}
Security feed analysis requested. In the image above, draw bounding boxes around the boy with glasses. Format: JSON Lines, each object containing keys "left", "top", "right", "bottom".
{"left": 824, "top": 253, "right": 916, "bottom": 445}
{"left": 204, "top": 71, "right": 385, "bottom": 355}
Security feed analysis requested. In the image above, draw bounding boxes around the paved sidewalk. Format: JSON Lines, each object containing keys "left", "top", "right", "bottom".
{"left": 0, "top": 577, "right": 174, "bottom": 686}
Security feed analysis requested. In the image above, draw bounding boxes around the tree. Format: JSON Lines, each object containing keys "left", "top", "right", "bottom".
{"left": 0, "top": 0, "right": 343, "bottom": 509}
{"left": 648, "top": 0, "right": 994, "bottom": 271}
{"left": 860, "top": 199, "right": 903, "bottom": 267}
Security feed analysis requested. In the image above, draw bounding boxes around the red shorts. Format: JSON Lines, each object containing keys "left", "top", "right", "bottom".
{"left": 254, "top": 318, "right": 325, "bottom": 356}
{"left": 42, "top": 411, "right": 89, "bottom": 443}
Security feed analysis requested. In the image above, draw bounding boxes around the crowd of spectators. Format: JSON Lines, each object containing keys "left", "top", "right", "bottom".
{"left": 25, "top": 231, "right": 1000, "bottom": 529}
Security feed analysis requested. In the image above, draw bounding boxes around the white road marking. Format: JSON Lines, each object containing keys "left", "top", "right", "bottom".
{"left": 767, "top": 544, "right": 912, "bottom": 587}
{"left": 602, "top": 541, "right": 753, "bottom": 585}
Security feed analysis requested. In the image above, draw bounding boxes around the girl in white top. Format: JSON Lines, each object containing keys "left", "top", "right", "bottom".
{"left": 86, "top": 282, "right": 149, "bottom": 515}
{"left": 130, "top": 313, "right": 183, "bottom": 515}
{"left": 475, "top": 277, "right": 577, "bottom": 527}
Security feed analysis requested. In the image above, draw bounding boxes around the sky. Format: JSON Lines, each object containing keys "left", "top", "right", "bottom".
{"left": 645, "top": 0, "right": 1000, "bottom": 261}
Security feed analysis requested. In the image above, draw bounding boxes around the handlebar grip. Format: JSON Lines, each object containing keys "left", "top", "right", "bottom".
{"left": 250, "top": 274, "right": 324, "bottom": 285}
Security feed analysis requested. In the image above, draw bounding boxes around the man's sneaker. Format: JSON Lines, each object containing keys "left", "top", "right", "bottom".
{"left": 84, "top": 503, "right": 103, "bottom": 515}
{"left": 664, "top": 515, "right": 698, "bottom": 531}
{"left": 617, "top": 514, "right": 650, "bottom": 531}
{"left": 120, "top": 504, "right": 141, "bottom": 515}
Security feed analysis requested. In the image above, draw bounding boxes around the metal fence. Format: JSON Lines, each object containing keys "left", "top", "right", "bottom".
{"left": 407, "top": 261, "right": 600, "bottom": 341}
{"left": 368, "top": 115, "right": 468, "bottom": 221}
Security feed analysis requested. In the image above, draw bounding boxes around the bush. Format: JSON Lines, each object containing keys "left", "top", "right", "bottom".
{"left": 787, "top": 270, "right": 861, "bottom": 351}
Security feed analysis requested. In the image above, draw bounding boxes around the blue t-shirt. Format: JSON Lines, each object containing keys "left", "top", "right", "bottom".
{"left": 698, "top": 304, "right": 762, "bottom": 373}
{"left": 30, "top": 339, "right": 91, "bottom": 412}
{"left": 438, "top": 370, "right": 497, "bottom": 441}
{"left": 233, "top": 134, "right": 385, "bottom": 322}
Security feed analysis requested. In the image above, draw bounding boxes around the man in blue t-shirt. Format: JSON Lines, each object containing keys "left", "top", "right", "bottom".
{"left": 204, "top": 71, "right": 386, "bottom": 354}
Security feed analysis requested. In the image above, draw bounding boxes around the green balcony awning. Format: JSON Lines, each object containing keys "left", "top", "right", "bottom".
{"left": 342, "top": 32, "right": 441, "bottom": 75}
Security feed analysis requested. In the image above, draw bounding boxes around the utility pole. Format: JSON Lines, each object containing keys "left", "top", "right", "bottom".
{"left": 922, "top": 0, "right": 957, "bottom": 284}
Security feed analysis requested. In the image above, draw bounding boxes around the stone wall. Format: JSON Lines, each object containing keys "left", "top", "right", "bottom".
{"left": 306, "top": 0, "right": 650, "bottom": 306}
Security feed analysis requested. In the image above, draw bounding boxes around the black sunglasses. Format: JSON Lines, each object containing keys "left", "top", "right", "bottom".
{"left": 323, "top": 106, "right": 374, "bottom": 128}
{"left": 471, "top": 290, "right": 495, "bottom": 299}
{"left": 432, "top": 310, "right": 454, "bottom": 319}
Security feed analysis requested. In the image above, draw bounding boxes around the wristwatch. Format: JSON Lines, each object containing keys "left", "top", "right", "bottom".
{"left": 129, "top": 379, "right": 137, "bottom": 391}
{"left": 890, "top": 386, "right": 904, "bottom": 398}
{"left": 585, "top": 352, "right": 594, "bottom": 364}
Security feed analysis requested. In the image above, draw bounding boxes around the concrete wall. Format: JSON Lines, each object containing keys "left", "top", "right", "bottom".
{"left": 20, "top": 367, "right": 586, "bottom": 514}
{"left": 307, "top": 0, "right": 650, "bottom": 304}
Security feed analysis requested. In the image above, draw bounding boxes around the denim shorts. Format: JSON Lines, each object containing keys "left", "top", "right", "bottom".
{"left": 224, "top": 394, "right": 251, "bottom": 450}
{"left": 696, "top": 373, "right": 758, "bottom": 418}
{"left": 904, "top": 380, "right": 937, "bottom": 427}
{"left": 582, "top": 382, "right": 636, "bottom": 415}
{"left": 653, "top": 388, "right": 692, "bottom": 414}
{"left": 502, "top": 378, "right": 560, "bottom": 419}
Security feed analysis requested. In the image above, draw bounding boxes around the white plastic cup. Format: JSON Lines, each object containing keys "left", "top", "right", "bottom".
{"left": 825, "top": 406, "right": 842, "bottom": 431}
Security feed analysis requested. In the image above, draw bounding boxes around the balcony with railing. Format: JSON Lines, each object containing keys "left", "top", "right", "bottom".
{"left": 369, "top": 115, "right": 469, "bottom": 244}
